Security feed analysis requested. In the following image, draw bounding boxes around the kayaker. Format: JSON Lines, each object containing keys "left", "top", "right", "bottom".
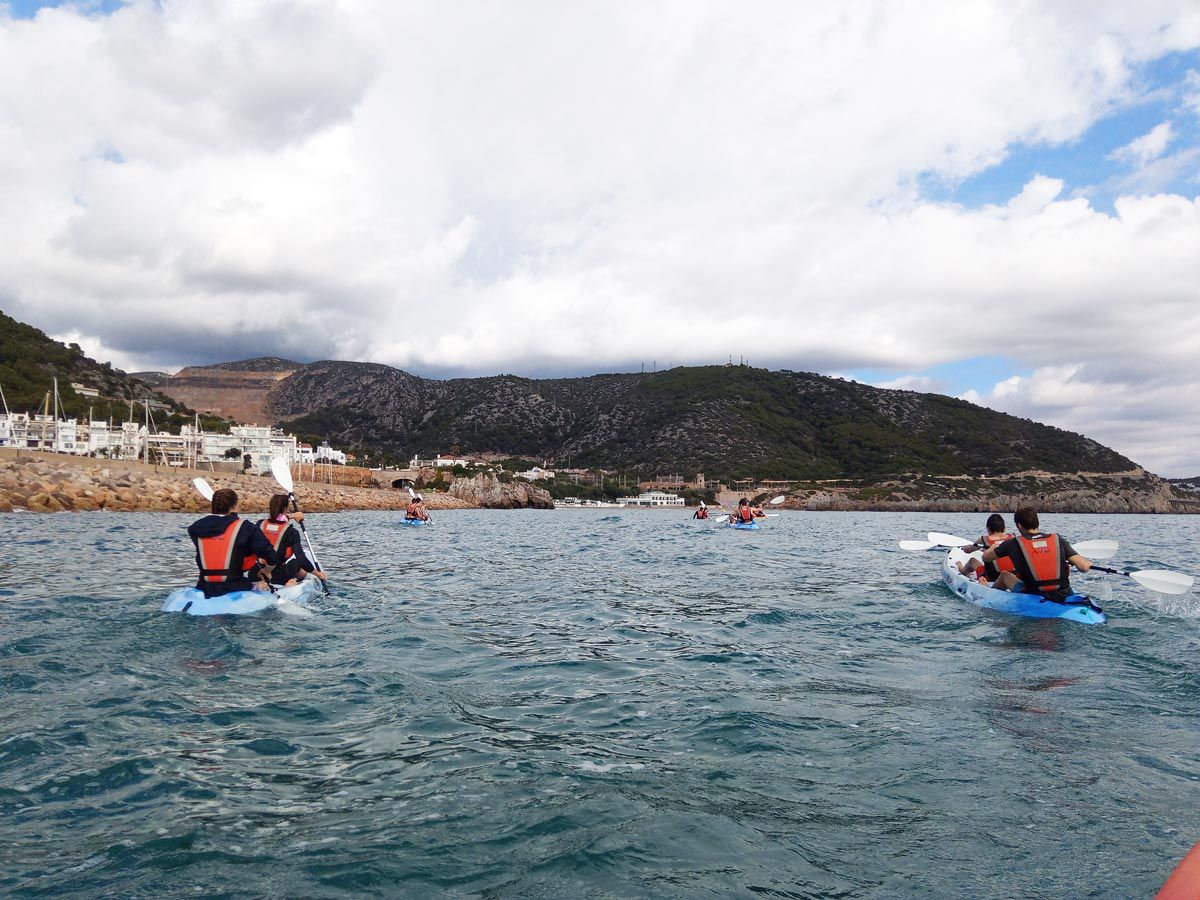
{"left": 733, "top": 498, "right": 762, "bottom": 524}
{"left": 254, "top": 493, "right": 327, "bottom": 586}
{"left": 187, "top": 488, "right": 279, "bottom": 598}
{"left": 693, "top": 506, "right": 709, "bottom": 519}
{"left": 956, "top": 514, "right": 1015, "bottom": 585}
{"left": 405, "top": 494, "right": 430, "bottom": 521}
{"left": 981, "top": 507, "right": 1093, "bottom": 601}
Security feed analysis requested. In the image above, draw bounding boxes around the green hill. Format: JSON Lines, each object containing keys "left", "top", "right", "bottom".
{"left": 270, "top": 361, "right": 1137, "bottom": 480}
{"left": 0, "top": 308, "right": 224, "bottom": 431}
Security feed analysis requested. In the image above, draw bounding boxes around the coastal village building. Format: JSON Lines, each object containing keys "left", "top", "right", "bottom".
{"left": 618, "top": 490, "right": 686, "bottom": 507}
{"left": 0, "top": 411, "right": 308, "bottom": 475}
{"left": 516, "top": 466, "right": 555, "bottom": 481}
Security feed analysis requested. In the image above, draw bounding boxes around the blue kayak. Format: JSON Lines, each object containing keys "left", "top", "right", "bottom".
{"left": 728, "top": 521, "right": 761, "bottom": 530}
{"left": 942, "top": 548, "right": 1105, "bottom": 625}
{"left": 162, "top": 577, "right": 320, "bottom": 617}
{"left": 398, "top": 518, "right": 430, "bottom": 527}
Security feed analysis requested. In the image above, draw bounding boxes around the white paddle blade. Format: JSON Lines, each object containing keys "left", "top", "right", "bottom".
{"left": 270, "top": 457, "right": 294, "bottom": 493}
{"left": 192, "top": 477, "right": 214, "bottom": 501}
{"left": 714, "top": 514, "right": 730, "bottom": 524}
{"left": 699, "top": 501, "right": 707, "bottom": 508}
{"left": 1074, "top": 540, "right": 1119, "bottom": 561}
{"left": 407, "top": 487, "right": 416, "bottom": 498}
{"left": 927, "top": 532, "right": 972, "bottom": 548}
{"left": 899, "top": 540, "right": 936, "bottom": 551}
{"left": 1130, "top": 569, "right": 1195, "bottom": 595}
{"left": 769, "top": 495, "right": 786, "bottom": 505}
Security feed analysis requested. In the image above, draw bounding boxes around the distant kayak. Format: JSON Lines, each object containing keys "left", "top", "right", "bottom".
{"left": 162, "top": 577, "right": 320, "bottom": 616}
{"left": 941, "top": 547, "right": 1105, "bottom": 625}
{"left": 399, "top": 518, "right": 431, "bottom": 527}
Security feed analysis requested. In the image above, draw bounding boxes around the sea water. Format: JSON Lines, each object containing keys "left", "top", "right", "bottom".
{"left": 2, "top": 510, "right": 1199, "bottom": 898}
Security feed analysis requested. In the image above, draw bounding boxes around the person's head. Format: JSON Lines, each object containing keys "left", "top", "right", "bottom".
{"left": 211, "top": 488, "right": 238, "bottom": 515}
{"left": 415, "top": 494, "right": 424, "bottom": 503}
{"left": 986, "top": 513, "right": 1006, "bottom": 534}
{"left": 739, "top": 498, "right": 749, "bottom": 506}
{"left": 1014, "top": 507, "right": 1040, "bottom": 532}
{"left": 269, "top": 493, "right": 289, "bottom": 520}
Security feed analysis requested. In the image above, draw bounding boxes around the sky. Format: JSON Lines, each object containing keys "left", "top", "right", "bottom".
{"left": 0, "top": 2, "right": 1198, "bottom": 476}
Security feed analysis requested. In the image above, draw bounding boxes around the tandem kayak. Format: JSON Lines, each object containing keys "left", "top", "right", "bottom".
{"left": 728, "top": 521, "right": 761, "bottom": 530}
{"left": 162, "top": 577, "right": 320, "bottom": 616}
{"left": 398, "top": 517, "right": 431, "bottom": 527}
{"left": 941, "top": 548, "right": 1106, "bottom": 625}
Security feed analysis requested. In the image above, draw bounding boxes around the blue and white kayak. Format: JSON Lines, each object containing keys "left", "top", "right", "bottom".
{"left": 398, "top": 517, "right": 430, "bottom": 527}
{"left": 728, "top": 521, "right": 761, "bottom": 530}
{"left": 941, "top": 548, "right": 1105, "bottom": 625}
{"left": 162, "top": 576, "right": 320, "bottom": 617}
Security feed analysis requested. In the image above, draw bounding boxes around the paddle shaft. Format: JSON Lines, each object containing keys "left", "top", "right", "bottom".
{"left": 286, "top": 491, "right": 328, "bottom": 591}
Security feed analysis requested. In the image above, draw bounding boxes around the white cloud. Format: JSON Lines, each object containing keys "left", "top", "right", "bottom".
{"left": 1109, "top": 121, "right": 1175, "bottom": 166}
{"left": 0, "top": 1, "right": 1198, "bottom": 473}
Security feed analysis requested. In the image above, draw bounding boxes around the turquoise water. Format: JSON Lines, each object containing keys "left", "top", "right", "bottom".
{"left": 3, "top": 510, "right": 1200, "bottom": 898}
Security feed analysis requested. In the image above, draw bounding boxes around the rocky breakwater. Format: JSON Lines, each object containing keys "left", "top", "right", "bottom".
{"left": 447, "top": 473, "right": 555, "bottom": 509}
{"left": 0, "top": 453, "right": 475, "bottom": 513}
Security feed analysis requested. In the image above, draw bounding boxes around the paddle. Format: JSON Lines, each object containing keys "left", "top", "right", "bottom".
{"left": 1073, "top": 540, "right": 1119, "bottom": 561}
{"left": 927, "top": 532, "right": 974, "bottom": 548}
{"left": 192, "top": 477, "right": 214, "bottom": 502}
{"left": 270, "top": 457, "right": 329, "bottom": 593}
{"left": 899, "top": 539, "right": 936, "bottom": 551}
{"left": 1088, "top": 565, "right": 1194, "bottom": 595}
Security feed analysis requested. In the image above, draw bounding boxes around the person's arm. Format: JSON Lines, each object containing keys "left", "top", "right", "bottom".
{"left": 286, "top": 524, "right": 316, "bottom": 574}
{"left": 1061, "top": 538, "right": 1091, "bottom": 573}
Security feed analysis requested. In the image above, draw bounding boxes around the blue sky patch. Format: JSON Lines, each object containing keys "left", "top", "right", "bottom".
{"left": 921, "top": 50, "right": 1200, "bottom": 213}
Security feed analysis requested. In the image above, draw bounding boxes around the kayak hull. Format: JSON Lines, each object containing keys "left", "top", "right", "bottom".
{"left": 729, "top": 522, "right": 761, "bottom": 530}
{"left": 162, "top": 577, "right": 320, "bottom": 616}
{"left": 398, "top": 518, "right": 430, "bottom": 527}
{"left": 941, "top": 548, "right": 1106, "bottom": 625}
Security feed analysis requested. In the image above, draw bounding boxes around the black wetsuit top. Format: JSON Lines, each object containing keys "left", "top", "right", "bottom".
{"left": 187, "top": 514, "right": 279, "bottom": 598}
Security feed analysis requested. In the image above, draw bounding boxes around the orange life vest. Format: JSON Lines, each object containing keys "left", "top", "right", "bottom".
{"left": 983, "top": 532, "right": 1015, "bottom": 573}
{"left": 259, "top": 519, "right": 295, "bottom": 561}
{"left": 197, "top": 517, "right": 253, "bottom": 583}
{"left": 1014, "top": 533, "right": 1067, "bottom": 595}
{"left": 737, "top": 507, "right": 754, "bottom": 522}
{"left": 695, "top": 508, "right": 708, "bottom": 519}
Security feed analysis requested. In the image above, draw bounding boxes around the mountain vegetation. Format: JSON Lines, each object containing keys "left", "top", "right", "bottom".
{"left": 0, "top": 308, "right": 225, "bottom": 430}
{"left": 270, "top": 361, "right": 1137, "bottom": 480}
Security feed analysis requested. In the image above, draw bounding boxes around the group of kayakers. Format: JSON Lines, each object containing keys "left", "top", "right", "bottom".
{"left": 693, "top": 498, "right": 764, "bottom": 523}
{"left": 955, "top": 506, "right": 1092, "bottom": 602}
{"left": 187, "top": 488, "right": 328, "bottom": 598}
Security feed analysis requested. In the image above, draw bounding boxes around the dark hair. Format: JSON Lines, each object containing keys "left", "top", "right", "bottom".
{"left": 212, "top": 488, "right": 238, "bottom": 515}
{"left": 269, "top": 493, "right": 289, "bottom": 519}
{"left": 1014, "top": 507, "right": 1039, "bottom": 531}
{"left": 739, "top": 497, "right": 749, "bottom": 505}
{"left": 986, "top": 513, "right": 1005, "bottom": 534}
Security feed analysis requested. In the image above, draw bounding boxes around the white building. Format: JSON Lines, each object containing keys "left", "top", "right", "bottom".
{"left": 409, "top": 454, "right": 472, "bottom": 468}
{"left": 618, "top": 490, "right": 685, "bottom": 507}
{"left": 516, "top": 466, "right": 555, "bottom": 481}
{"left": 200, "top": 425, "right": 299, "bottom": 474}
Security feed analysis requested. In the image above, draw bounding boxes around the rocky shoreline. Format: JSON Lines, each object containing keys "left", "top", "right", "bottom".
{"left": 0, "top": 451, "right": 553, "bottom": 513}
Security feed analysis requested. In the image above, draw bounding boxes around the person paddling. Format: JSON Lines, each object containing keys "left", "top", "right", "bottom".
{"left": 733, "top": 497, "right": 762, "bottom": 524}
{"left": 956, "top": 514, "right": 1015, "bottom": 585}
{"left": 254, "top": 493, "right": 328, "bottom": 587}
{"left": 693, "top": 506, "right": 709, "bottom": 520}
{"left": 405, "top": 494, "right": 430, "bottom": 522}
{"left": 981, "top": 506, "right": 1093, "bottom": 601}
{"left": 187, "top": 488, "right": 279, "bottom": 598}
